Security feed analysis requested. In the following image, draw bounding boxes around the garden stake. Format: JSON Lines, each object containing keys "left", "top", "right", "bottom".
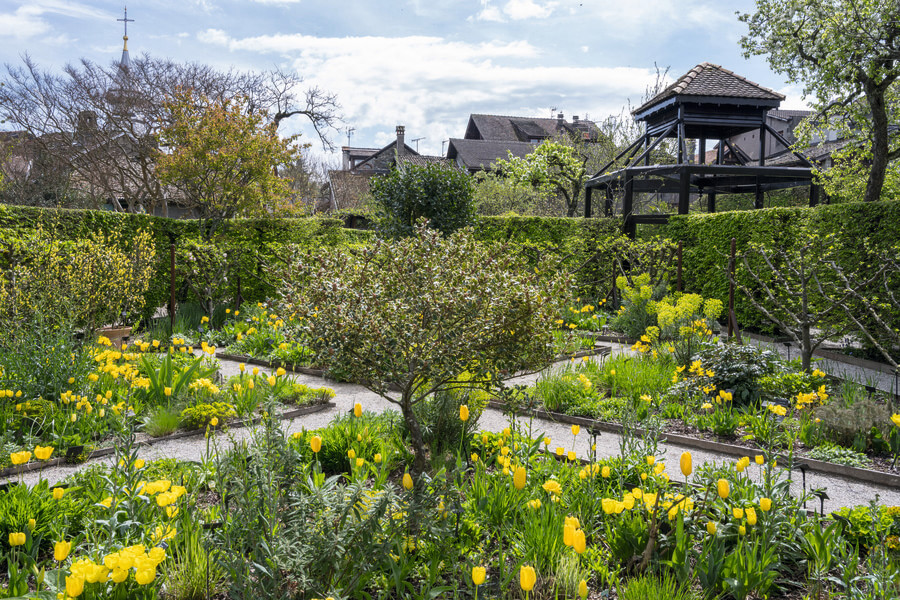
{"left": 798, "top": 463, "right": 808, "bottom": 507}
{"left": 170, "top": 243, "right": 176, "bottom": 337}
{"left": 677, "top": 240, "right": 683, "bottom": 292}
{"left": 727, "top": 237, "right": 736, "bottom": 339}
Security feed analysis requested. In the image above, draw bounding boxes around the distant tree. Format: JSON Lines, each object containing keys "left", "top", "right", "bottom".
{"left": 0, "top": 55, "right": 339, "bottom": 213}
{"left": 740, "top": 0, "right": 900, "bottom": 202}
{"left": 494, "top": 141, "right": 586, "bottom": 217}
{"left": 156, "top": 88, "right": 303, "bottom": 236}
{"left": 369, "top": 162, "right": 475, "bottom": 237}
{"left": 471, "top": 170, "right": 561, "bottom": 216}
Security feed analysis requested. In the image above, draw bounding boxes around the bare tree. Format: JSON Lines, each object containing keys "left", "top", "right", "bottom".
{"left": 0, "top": 54, "right": 340, "bottom": 214}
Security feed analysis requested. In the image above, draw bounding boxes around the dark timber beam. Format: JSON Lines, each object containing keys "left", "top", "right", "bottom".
{"left": 584, "top": 186, "right": 592, "bottom": 218}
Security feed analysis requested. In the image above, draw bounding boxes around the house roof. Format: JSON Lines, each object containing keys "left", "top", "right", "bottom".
{"left": 328, "top": 170, "right": 375, "bottom": 210}
{"left": 398, "top": 155, "right": 456, "bottom": 168}
{"left": 467, "top": 114, "right": 564, "bottom": 141}
{"left": 766, "top": 139, "right": 849, "bottom": 166}
{"left": 447, "top": 138, "right": 537, "bottom": 170}
{"left": 352, "top": 141, "right": 419, "bottom": 172}
{"left": 634, "top": 63, "right": 785, "bottom": 115}
{"left": 770, "top": 109, "right": 812, "bottom": 120}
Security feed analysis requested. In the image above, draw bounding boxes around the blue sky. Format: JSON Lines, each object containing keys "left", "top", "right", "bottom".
{"left": 0, "top": 0, "right": 809, "bottom": 162}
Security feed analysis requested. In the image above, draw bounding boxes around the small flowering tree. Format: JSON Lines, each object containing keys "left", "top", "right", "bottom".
{"left": 278, "top": 222, "right": 569, "bottom": 473}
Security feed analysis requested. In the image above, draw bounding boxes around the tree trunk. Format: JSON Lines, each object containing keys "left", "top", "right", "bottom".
{"left": 401, "top": 393, "right": 427, "bottom": 475}
{"left": 864, "top": 80, "right": 889, "bottom": 203}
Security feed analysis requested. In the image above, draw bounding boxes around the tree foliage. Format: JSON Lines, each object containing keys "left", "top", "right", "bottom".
{"left": 740, "top": 0, "right": 900, "bottom": 202}
{"left": 156, "top": 88, "right": 303, "bottom": 234}
{"left": 493, "top": 141, "right": 587, "bottom": 217}
{"left": 369, "top": 162, "right": 475, "bottom": 237}
{"left": 0, "top": 55, "right": 338, "bottom": 213}
{"left": 277, "top": 222, "right": 569, "bottom": 472}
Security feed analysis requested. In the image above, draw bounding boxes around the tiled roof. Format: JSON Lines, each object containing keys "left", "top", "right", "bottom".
{"left": 398, "top": 155, "right": 456, "bottom": 168}
{"left": 766, "top": 139, "right": 848, "bottom": 166}
{"left": 770, "top": 109, "right": 812, "bottom": 119}
{"left": 328, "top": 170, "right": 375, "bottom": 210}
{"left": 469, "top": 114, "right": 562, "bottom": 141}
{"left": 446, "top": 138, "right": 537, "bottom": 170}
{"left": 634, "top": 63, "right": 785, "bottom": 115}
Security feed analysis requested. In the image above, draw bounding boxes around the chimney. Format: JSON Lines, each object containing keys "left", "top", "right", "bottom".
{"left": 396, "top": 125, "right": 405, "bottom": 156}
{"left": 557, "top": 112, "right": 564, "bottom": 123}
{"left": 573, "top": 115, "right": 579, "bottom": 123}
{"left": 342, "top": 147, "right": 350, "bottom": 170}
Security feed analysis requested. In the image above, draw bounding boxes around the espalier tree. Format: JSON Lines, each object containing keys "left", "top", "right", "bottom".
{"left": 278, "top": 222, "right": 569, "bottom": 473}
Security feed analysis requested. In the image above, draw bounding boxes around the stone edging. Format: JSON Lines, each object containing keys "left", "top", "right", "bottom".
{"left": 217, "top": 353, "right": 326, "bottom": 377}
{"left": 743, "top": 331, "right": 899, "bottom": 376}
{"left": 487, "top": 400, "right": 900, "bottom": 489}
{"left": 0, "top": 401, "right": 334, "bottom": 481}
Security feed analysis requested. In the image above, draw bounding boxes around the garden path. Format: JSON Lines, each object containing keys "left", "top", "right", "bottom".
{"left": 6, "top": 347, "right": 900, "bottom": 514}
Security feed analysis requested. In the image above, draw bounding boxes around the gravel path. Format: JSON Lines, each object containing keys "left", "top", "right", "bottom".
{"left": 6, "top": 348, "right": 900, "bottom": 514}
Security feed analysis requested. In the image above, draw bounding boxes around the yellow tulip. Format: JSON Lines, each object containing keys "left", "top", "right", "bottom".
{"left": 209, "top": 417, "right": 218, "bottom": 427}
{"left": 513, "top": 466, "right": 527, "bottom": 490}
{"left": 8, "top": 532, "right": 25, "bottom": 546}
{"left": 374, "top": 453, "right": 382, "bottom": 463}
{"left": 738, "top": 525, "right": 746, "bottom": 536}
{"left": 164, "top": 387, "right": 172, "bottom": 397}
{"left": 355, "top": 457, "right": 364, "bottom": 468}
{"left": 717, "top": 479, "right": 730, "bottom": 499}
{"left": 472, "top": 566, "right": 486, "bottom": 586}
{"left": 755, "top": 454, "right": 765, "bottom": 465}
{"left": 10, "top": 451, "right": 31, "bottom": 465}
{"left": 563, "top": 522, "right": 575, "bottom": 546}
{"left": 353, "top": 402, "right": 363, "bottom": 418}
{"left": 52, "top": 487, "right": 65, "bottom": 500}
{"left": 347, "top": 449, "right": 356, "bottom": 460}
{"left": 578, "top": 579, "right": 588, "bottom": 599}
{"left": 567, "top": 451, "right": 576, "bottom": 461}
{"left": 54, "top": 540, "right": 72, "bottom": 561}
{"left": 706, "top": 521, "right": 717, "bottom": 535}
{"left": 733, "top": 507, "right": 744, "bottom": 520}
{"left": 680, "top": 451, "right": 692, "bottom": 477}
{"left": 891, "top": 413, "right": 900, "bottom": 428}
{"left": 572, "top": 529, "right": 586, "bottom": 554}
{"left": 66, "top": 574, "right": 85, "bottom": 597}
{"left": 759, "top": 497, "right": 772, "bottom": 512}
{"left": 402, "top": 472, "right": 413, "bottom": 490}
{"left": 519, "top": 565, "right": 536, "bottom": 592}
{"left": 267, "top": 375, "right": 276, "bottom": 387}
{"left": 746, "top": 507, "right": 758, "bottom": 526}
{"left": 601, "top": 465, "right": 610, "bottom": 478}
{"left": 571, "top": 424, "right": 580, "bottom": 436}
{"left": 310, "top": 435, "right": 322, "bottom": 453}
{"left": 34, "top": 445, "right": 54, "bottom": 461}
{"left": 646, "top": 455, "right": 655, "bottom": 466}
{"left": 459, "top": 404, "right": 470, "bottom": 422}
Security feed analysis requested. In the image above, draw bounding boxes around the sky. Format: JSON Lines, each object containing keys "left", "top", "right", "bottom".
{"left": 0, "top": 0, "right": 811, "bottom": 162}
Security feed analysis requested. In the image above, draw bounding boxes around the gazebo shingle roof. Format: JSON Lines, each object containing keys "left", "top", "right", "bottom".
{"left": 634, "top": 63, "right": 785, "bottom": 115}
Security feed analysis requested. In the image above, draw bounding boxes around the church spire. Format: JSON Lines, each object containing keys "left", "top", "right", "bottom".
{"left": 117, "top": 7, "right": 134, "bottom": 70}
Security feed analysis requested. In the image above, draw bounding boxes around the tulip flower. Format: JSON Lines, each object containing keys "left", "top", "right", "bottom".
{"left": 10, "top": 451, "right": 31, "bottom": 465}
{"left": 402, "top": 472, "right": 413, "bottom": 490}
{"left": 680, "top": 451, "right": 692, "bottom": 477}
{"left": 572, "top": 529, "right": 586, "bottom": 554}
{"left": 354, "top": 402, "right": 363, "bottom": 418}
{"left": 55, "top": 540, "right": 72, "bottom": 561}
{"left": 571, "top": 424, "right": 580, "bottom": 436}
{"left": 717, "top": 479, "right": 730, "bottom": 499}
{"left": 459, "top": 404, "right": 470, "bottom": 422}
{"left": 738, "top": 525, "right": 746, "bottom": 536}
{"left": 472, "top": 565, "right": 486, "bottom": 586}
{"left": 746, "top": 507, "right": 758, "bottom": 526}
{"left": 733, "top": 507, "right": 744, "bottom": 519}
{"left": 706, "top": 521, "right": 717, "bottom": 535}
{"left": 66, "top": 574, "right": 85, "bottom": 597}
{"left": 601, "top": 465, "right": 610, "bottom": 478}
{"left": 578, "top": 579, "right": 588, "bottom": 599}
{"left": 347, "top": 449, "right": 356, "bottom": 460}
{"left": 9, "top": 531, "right": 26, "bottom": 546}
{"left": 34, "top": 445, "right": 54, "bottom": 461}
{"left": 891, "top": 413, "right": 900, "bottom": 428}
{"left": 755, "top": 454, "right": 765, "bottom": 465}
{"left": 310, "top": 435, "right": 322, "bottom": 453}
{"left": 52, "top": 487, "right": 65, "bottom": 500}
{"left": 563, "top": 522, "right": 575, "bottom": 546}
{"left": 513, "top": 466, "right": 527, "bottom": 490}
{"left": 759, "top": 497, "right": 772, "bottom": 512}
{"left": 520, "top": 565, "right": 536, "bottom": 593}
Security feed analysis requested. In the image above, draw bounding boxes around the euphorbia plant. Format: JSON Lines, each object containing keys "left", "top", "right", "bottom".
{"left": 278, "top": 221, "right": 569, "bottom": 473}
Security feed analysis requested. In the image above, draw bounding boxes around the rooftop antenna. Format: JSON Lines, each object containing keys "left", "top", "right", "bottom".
{"left": 411, "top": 137, "right": 425, "bottom": 153}
{"left": 345, "top": 127, "right": 355, "bottom": 147}
{"left": 550, "top": 107, "right": 558, "bottom": 119}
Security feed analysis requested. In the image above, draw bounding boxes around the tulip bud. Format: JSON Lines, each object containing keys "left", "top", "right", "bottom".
{"left": 679, "top": 451, "right": 692, "bottom": 477}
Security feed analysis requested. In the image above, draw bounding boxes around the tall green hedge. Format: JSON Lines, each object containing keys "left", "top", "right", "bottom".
{"left": 0, "top": 205, "right": 366, "bottom": 322}
{"left": 663, "top": 200, "right": 900, "bottom": 332}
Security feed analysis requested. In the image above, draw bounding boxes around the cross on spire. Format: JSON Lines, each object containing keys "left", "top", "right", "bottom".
{"left": 118, "top": 7, "right": 134, "bottom": 49}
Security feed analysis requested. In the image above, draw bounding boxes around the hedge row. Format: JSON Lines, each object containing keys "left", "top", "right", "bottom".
{"left": 663, "top": 200, "right": 900, "bottom": 332}
{"left": 0, "top": 205, "right": 370, "bottom": 322}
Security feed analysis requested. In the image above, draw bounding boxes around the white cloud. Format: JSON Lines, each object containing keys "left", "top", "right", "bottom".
{"left": 580, "top": 45, "right": 589, "bottom": 53}
{"left": 503, "top": 0, "right": 557, "bottom": 20}
{"left": 473, "top": 3, "right": 505, "bottom": 22}
{"left": 0, "top": 1, "right": 110, "bottom": 40}
{"left": 249, "top": 0, "right": 302, "bottom": 4}
{"left": 198, "top": 29, "right": 660, "bottom": 155}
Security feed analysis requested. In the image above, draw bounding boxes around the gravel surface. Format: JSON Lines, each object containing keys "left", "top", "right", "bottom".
{"left": 5, "top": 347, "right": 900, "bottom": 514}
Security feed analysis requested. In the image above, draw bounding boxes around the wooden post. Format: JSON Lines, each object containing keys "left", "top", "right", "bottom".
{"left": 584, "top": 186, "right": 592, "bottom": 218}
{"left": 727, "top": 237, "right": 736, "bottom": 339}
{"left": 677, "top": 241, "right": 683, "bottom": 292}
{"left": 623, "top": 169, "right": 635, "bottom": 238}
{"left": 169, "top": 243, "right": 176, "bottom": 337}
{"left": 678, "top": 166, "right": 690, "bottom": 214}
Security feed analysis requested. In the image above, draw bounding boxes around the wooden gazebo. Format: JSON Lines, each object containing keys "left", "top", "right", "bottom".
{"left": 584, "top": 63, "right": 819, "bottom": 236}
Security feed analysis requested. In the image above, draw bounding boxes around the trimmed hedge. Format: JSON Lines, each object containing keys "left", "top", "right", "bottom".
{"left": 0, "top": 205, "right": 367, "bottom": 322}
{"left": 663, "top": 200, "right": 900, "bottom": 332}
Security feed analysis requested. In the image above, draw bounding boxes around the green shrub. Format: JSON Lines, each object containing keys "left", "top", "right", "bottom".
{"left": 292, "top": 411, "right": 405, "bottom": 476}
{"left": 180, "top": 402, "right": 237, "bottom": 430}
{"left": 370, "top": 162, "right": 475, "bottom": 237}
{"left": 814, "top": 398, "right": 892, "bottom": 453}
